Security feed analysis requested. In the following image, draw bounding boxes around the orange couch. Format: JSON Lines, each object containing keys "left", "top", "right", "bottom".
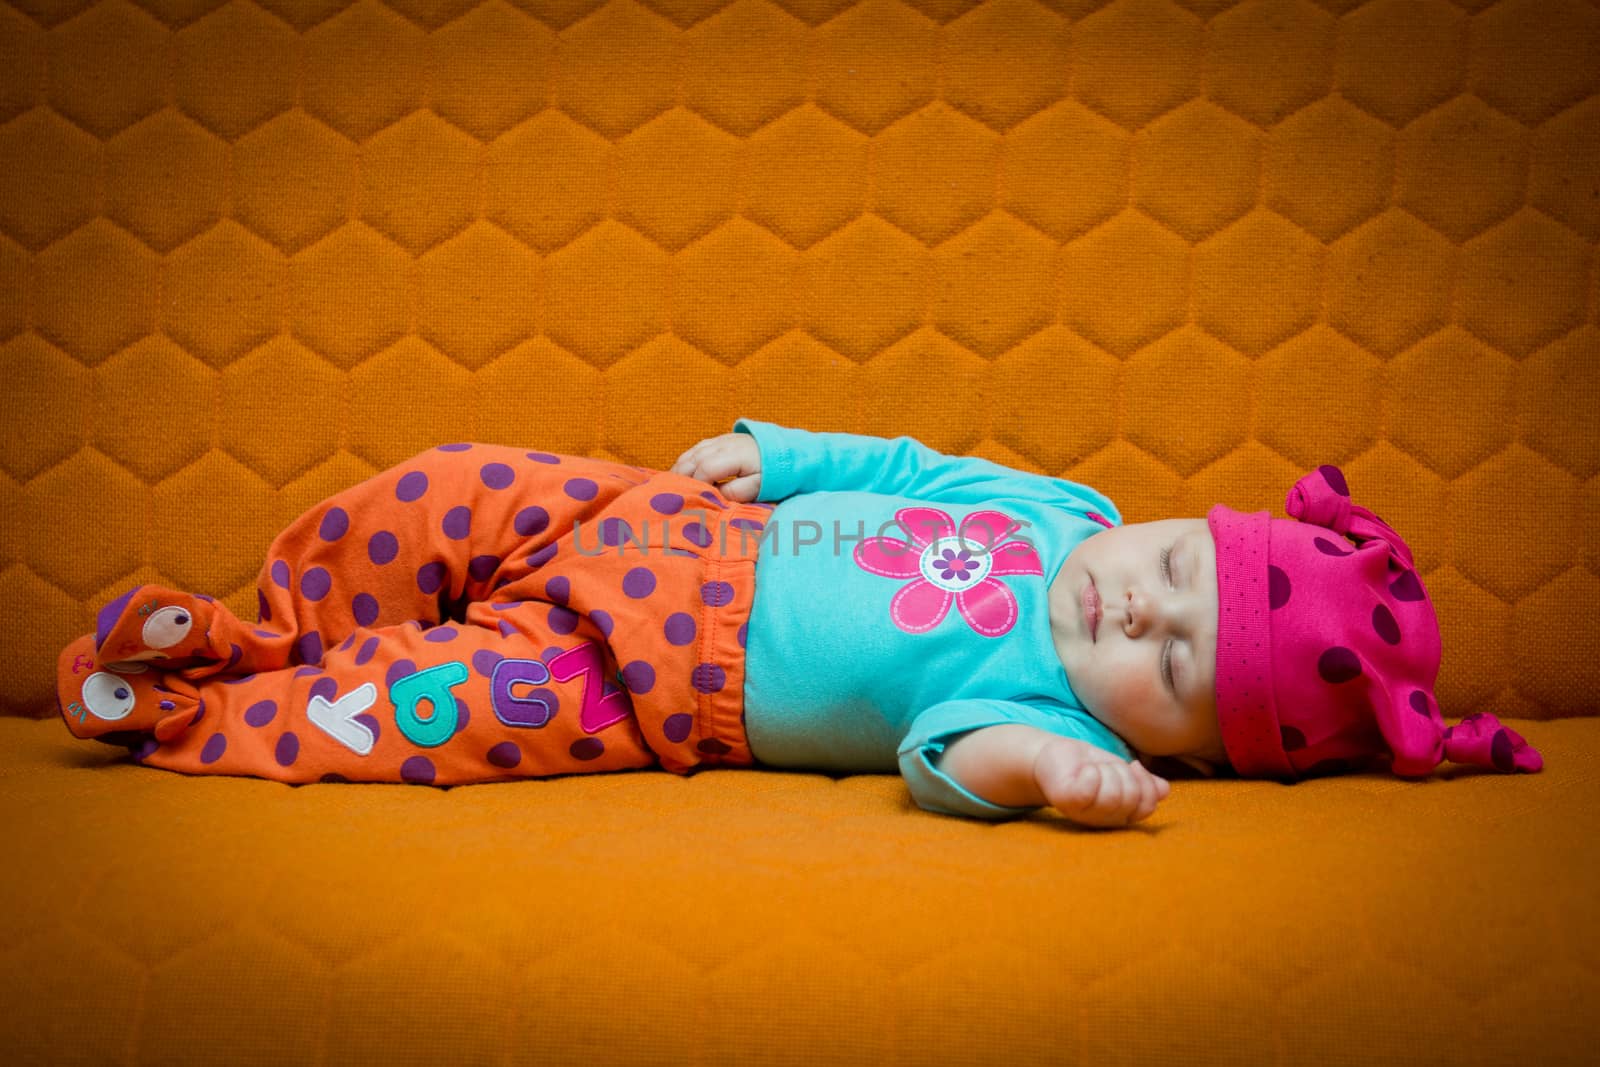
{"left": 2, "top": 1, "right": 1596, "bottom": 1063}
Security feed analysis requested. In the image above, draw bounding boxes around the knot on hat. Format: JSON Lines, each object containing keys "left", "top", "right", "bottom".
{"left": 1285, "top": 464, "right": 1417, "bottom": 571}
{"left": 1286, "top": 465, "right": 1353, "bottom": 533}
{"left": 1438, "top": 713, "right": 1544, "bottom": 775}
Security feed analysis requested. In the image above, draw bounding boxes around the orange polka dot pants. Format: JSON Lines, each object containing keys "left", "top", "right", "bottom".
{"left": 57, "top": 445, "right": 767, "bottom": 785}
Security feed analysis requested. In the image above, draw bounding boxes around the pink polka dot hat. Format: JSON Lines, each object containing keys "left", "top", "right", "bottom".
{"left": 1208, "top": 465, "right": 1543, "bottom": 781}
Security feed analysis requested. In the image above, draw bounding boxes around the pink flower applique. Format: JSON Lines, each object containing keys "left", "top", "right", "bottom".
{"left": 853, "top": 506, "right": 1043, "bottom": 637}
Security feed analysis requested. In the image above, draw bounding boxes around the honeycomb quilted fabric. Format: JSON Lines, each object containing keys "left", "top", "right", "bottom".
{"left": 1, "top": 0, "right": 1597, "bottom": 1063}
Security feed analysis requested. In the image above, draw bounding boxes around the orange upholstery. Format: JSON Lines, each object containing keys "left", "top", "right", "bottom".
{"left": 1, "top": 0, "right": 1595, "bottom": 1062}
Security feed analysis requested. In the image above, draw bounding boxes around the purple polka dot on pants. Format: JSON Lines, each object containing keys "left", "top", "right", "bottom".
{"left": 549, "top": 605, "right": 579, "bottom": 635}
{"left": 396, "top": 471, "right": 428, "bottom": 502}
{"left": 736, "top": 622, "right": 748, "bottom": 648}
{"left": 527, "top": 451, "right": 559, "bottom": 464}
{"left": 601, "top": 517, "right": 633, "bottom": 546}
{"left": 621, "top": 660, "right": 656, "bottom": 694}
{"left": 570, "top": 737, "right": 604, "bottom": 761}
{"left": 488, "top": 741, "right": 522, "bottom": 768}
{"left": 369, "top": 530, "right": 399, "bottom": 565}
{"left": 443, "top": 506, "right": 472, "bottom": 541}
{"left": 546, "top": 576, "right": 570, "bottom": 605}
{"left": 651, "top": 493, "right": 684, "bottom": 515}
{"left": 664, "top": 612, "right": 696, "bottom": 646}
{"left": 472, "top": 649, "right": 503, "bottom": 678}
{"left": 481, "top": 462, "right": 515, "bottom": 490}
{"left": 418, "top": 561, "right": 447, "bottom": 596}
{"left": 663, "top": 713, "right": 693, "bottom": 743}
{"left": 469, "top": 555, "right": 500, "bottom": 582}
{"left": 424, "top": 626, "right": 458, "bottom": 643}
{"left": 401, "top": 756, "right": 436, "bottom": 784}
{"left": 515, "top": 506, "right": 549, "bottom": 536}
{"left": 623, "top": 567, "right": 656, "bottom": 598}
{"left": 564, "top": 477, "right": 598, "bottom": 501}
{"left": 308, "top": 677, "right": 338, "bottom": 704}
{"left": 271, "top": 560, "right": 290, "bottom": 589}
{"left": 590, "top": 610, "right": 614, "bottom": 637}
{"left": 692, "top": 663, "right": 726, "bottom": 693}
{"left": 356, "top": 637, "right": 379, "bottom": 665}
{"left": 319, "top": 507, "right": 350, "bottom": 542}
{"left": 439, "top": 443, "right": 473, "bottom": 452}
{"left": 701, "top": 581, "right": 734, "bottom": 607}
{"left": 200, "top": 733, "right": 227, "bottom": 764}
{"left": 245, "top": 700, "right": 277, "bottom": 727}
{"left": 353, "top": 593, "right": 380, "bottom": 627}
{"left": 682, "top": 522, "right": 712, "bottom": 548}
{"left": 301, "top": 567, "right": 332, "bottom": 602}
{"left": 527, "top": 543, "right": 558, "bottom": 569}
{"left": 387, "top": 659, "right": 417, "bottom": 688}
{"left": 275, "top": 732, "right": 299, "bottom": 767}
{"left": 295, "top": 631, "right": 323, "bottom": 666}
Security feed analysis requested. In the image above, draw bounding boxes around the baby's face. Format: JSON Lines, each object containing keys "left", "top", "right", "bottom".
{"left": 1048, "top": 518, "right": 1226, "bottom": 777}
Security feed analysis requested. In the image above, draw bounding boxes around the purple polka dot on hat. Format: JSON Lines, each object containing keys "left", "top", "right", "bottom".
{"left": 301, "top": 567, "right": 332, "bottom": 602}
{"left": 527, "top": 543, "right": 558, "bottom": 569}
{"left": 564, "top": 477, "right": 598, "bottom": 501}
{"left": 308, "top": 676, "right": 338, "bottom": 704}
{"left": 369, "top": 530, "right": 399, "bottom": 565}
{"left": 469, "top": 555, "right": 500, "bottom": 582}
{"left": 546, "top": 576, "right": 571, "bottom": 605}
{"left": 527, "top": 451, "right": 559, "bottom": 464}
{"left": 443, "top": 506, "right": 472, "bottom": 541}
{"left": 1390, "top": 570, "right": 1425, "bottom": 602}
{"left": 396, "top": 471, "right": 428, "bottom": 502}
{"left": 515, "top": 506, "right": 549, "bottom": 537}
{"left": 590, "top": 610, "right": 614, "bottom": 637}
{"left": 692, "top": 663, "right": 726, "bottom": 693}
{"left": 623, "top": 567, "right": 656, "bottom": 598}
{"left": 257, "top": 589, "right": 271, "bottom": 623}
{"left": 271, "top": 560, "right": 290, "bottom": 589}
{"left": 1317, "top": 646, "right": 1362, "bottom": 684}
{"left": 352, "top": 593, "right": 380, "bottom": 628}
{"left": 417, "top": 561, "right": 447, "bottom": 596}
{"left": 621, "top": 661, "right": 656, "bottom": 693}
{"left": 275, "top": 732, "right": 299, "bottom": 767}
{"left": 245, "top": 700, "right": 277, "bottom": 728}
{"left": 481, "top": 462, "right": 515, "bottom": 490}
{"left": 664, "top": 612, "right": 696, "bottom": 646}
{"left": 424, "top": 626, "right": 458, "bottom": 643}
{"left": 439, "top": 443, "right": 473, "bottom": 452}
{"left": 1313, "top": 536, "right": 1351, "bottom": 557}
{"left": 1268, "top": 565, "right": 1291, "bottom": 609}
{"left": 319, "top": 507, "right": 350, "bottom": 542}
{"left": 488, "top": 741, "right": 522, "bottom": 768}
{"left": 663, "top": 713, "right": 693, "bottom": 743}
{"left": 200, "top": 733, "right": 226, "bottom": 764}
{"left": 1372, "top": 603, "right": 1401, "bottom": 645}
{"left": 401, "top": 756, "right": 436, "bottom": 784}
{"left": 570, "top": 737, "right": 604, "bottom": 761}
{"left": 601, "top": 517, "right": 633, "bottom": 547}
{"left": 651, "top": 493, "right": 684, "bottom": 515}
{"left": 356, "top": 637, "right": 379, "bottom": 666}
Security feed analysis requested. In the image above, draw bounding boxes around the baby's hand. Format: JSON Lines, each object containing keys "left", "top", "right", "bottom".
{"left": 670, "top": 433, "right": 763, "bottom": 503}
{"left": 1033, "top": 738, "right": 1170, "bottom": 828}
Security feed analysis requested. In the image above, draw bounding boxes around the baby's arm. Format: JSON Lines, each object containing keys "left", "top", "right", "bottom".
{"left": 938, "top": 724, "right": 1170, "bottom": 828}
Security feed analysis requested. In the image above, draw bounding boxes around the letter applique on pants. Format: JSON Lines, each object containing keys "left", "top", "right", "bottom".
{"left": 56, "top": 445, "right": 770, "bottom": 785}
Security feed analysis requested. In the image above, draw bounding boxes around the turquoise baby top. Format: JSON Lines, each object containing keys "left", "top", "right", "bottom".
{"left": 733, "top": 419, "right": 1134, "bottom": 820}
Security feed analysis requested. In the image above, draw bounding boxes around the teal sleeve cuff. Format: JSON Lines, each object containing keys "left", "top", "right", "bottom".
{"left": 732, "top": 418, "right": 799, "bottom": 503}
{"left": 897, "top": 700, "right": 1134, "bottom": 821}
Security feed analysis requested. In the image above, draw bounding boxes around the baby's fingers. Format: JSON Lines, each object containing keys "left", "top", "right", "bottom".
{"left": 1059, "top": 762, "right": 1167, "bottom": 828}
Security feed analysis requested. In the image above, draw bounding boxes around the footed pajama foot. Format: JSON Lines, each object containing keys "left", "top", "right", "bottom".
{"left": 59, "top": 633, "right": 201, "bottom": 744}
{"left": 93, "top": 584, "right": 226, "bottom": 670}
